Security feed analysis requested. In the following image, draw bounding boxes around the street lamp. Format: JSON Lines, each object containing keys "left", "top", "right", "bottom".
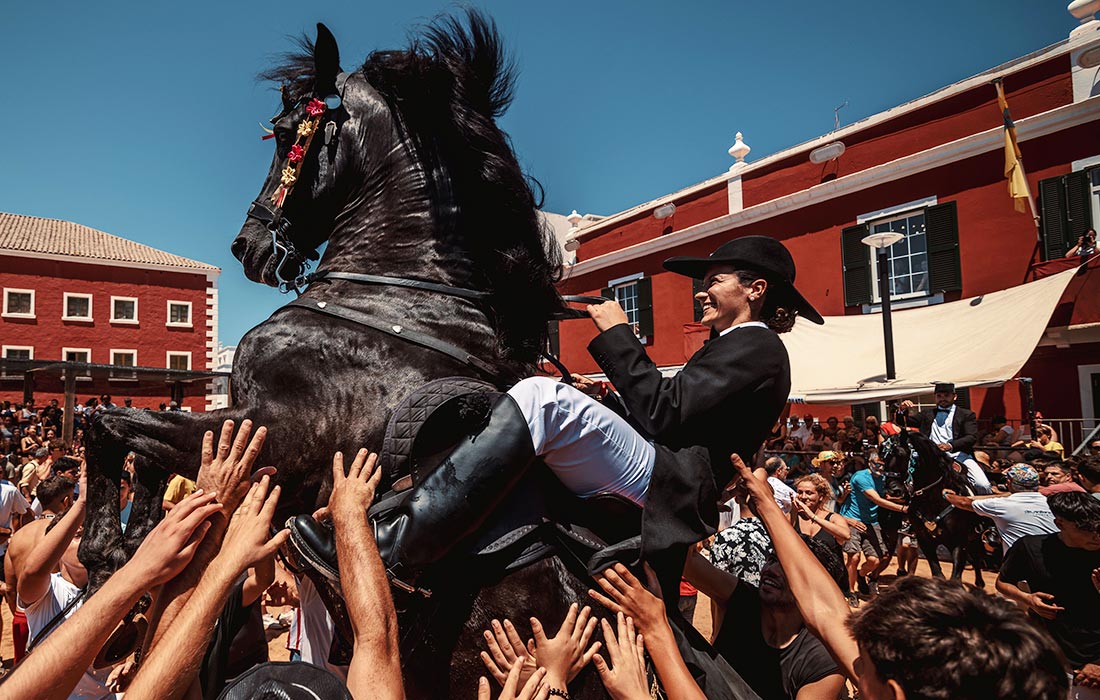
{"left": 862, "top": 230, "right": 905, "bottom": 380}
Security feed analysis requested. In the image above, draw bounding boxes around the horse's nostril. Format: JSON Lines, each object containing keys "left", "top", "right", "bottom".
{"left": 231, "top": 237, "right": 248, "bottom": 259}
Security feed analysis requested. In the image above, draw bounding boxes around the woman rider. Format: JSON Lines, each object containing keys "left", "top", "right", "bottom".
{"left": 291, "top": 236, "right": 823, "bottom": 601}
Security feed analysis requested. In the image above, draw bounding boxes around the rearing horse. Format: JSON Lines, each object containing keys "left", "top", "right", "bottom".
{"left": 880, "top": 429, "right": 989, "bottom": 587}
{"left": 79, "top": 13, "right": 615, "bottom": 699}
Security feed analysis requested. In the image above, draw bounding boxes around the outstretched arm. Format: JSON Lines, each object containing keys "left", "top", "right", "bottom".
{"left": 730, "top": 455, "right": 859, "bottom": 683}
{"left": 329, "top": 450, "right": 404, "bottom": 700}
{"left": 1, "top": 490, "right": 220, "bottom": 700}
{"left": 18, "top": 467, "right": 86, "bottom": 606}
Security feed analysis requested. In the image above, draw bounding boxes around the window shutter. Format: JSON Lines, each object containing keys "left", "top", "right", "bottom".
{"left": 852, "top": 402, "right": 881, "bottom": 425}
{"left": 1038, "top": 175, "right": 1069, "bottom": 261}
{"left": 692, "top": 278, "right": 705, "bottom": 322}
{"left": 635, "top": 277, "right": 654, "bottom": 338}
{"left": 546, "top": 320, "right": 560, "bottom": 357}
{"left": 600, "top": 286, "right": 614, "bottom": 301}
{"left": 841, "top": 224, "right": 872, "bottom": 306}
{"left": 925, "top": 201, "right": 962, "bottom": 293}
{"left": 1066, "top": 169, "right": 1094, "bottom": 246}
{"left": 954, "top": 387, "right": 971, "bottom": 410}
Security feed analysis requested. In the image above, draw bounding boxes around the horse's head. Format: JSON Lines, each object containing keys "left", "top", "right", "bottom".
{"left": 880, "top": 432, "right": 913, "bottom": 499}
{"left": 232, "top": 23, "right": 398, "bottom": 288}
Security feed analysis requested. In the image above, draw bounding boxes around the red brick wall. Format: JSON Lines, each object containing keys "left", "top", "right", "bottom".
{"left": 1, "top": 255, "right": 213, "bottom": 411}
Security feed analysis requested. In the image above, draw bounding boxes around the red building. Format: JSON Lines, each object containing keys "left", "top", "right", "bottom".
{"left": 555, "top": 12, "right": 1100, "bottom": 447}
{"left": 0, "top": 212, "right": 221, "bottom": 412}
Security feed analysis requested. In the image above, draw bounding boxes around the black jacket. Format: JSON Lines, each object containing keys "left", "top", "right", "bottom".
{"left": 906, "top": 405, "right": 979, "bottom": 454}
{"left": 588, "top": 323, "right": 791, "bottom": 561}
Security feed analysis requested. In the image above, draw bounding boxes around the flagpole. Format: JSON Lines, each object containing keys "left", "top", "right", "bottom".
{"left": 992, "top": 78, "right": 1041, "bottom": 236}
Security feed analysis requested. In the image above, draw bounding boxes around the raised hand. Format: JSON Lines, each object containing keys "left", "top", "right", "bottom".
{"left": 126, "top": 489, "right": 220, "bottom": 586}
{"left": 196, "top": 419, "right": 268, "bottom": 516}
{"left": 328, "top": 449, "right": 381, "bottom": 527}
{"left": 592, "top": 613, "right": 649, "bottom": 700}
{"left": 214, "top": 476, "right": 289, "bottom": 575}
{"left": 588, "top": 564, "right": 667, "bottom": 636}
{"left": 793, "top": 497, "right": 815, "bottom": 520}
{"left": 530, "top": 603, "right": 600, "bottom": 687}
{"left": 478, "top": 663, "right": 548, "bottom": 700}
{"left": 481, "top": 618, "right": 537, "bottom": 687}
{"left": 587, "top": 300, "right": 630, "bottom": 333}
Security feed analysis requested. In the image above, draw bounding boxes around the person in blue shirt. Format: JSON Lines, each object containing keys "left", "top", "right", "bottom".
{"left": 119, "top": 471, "right": 133, "bottom": 533}
{"left": 837, "top": 455, "right": 907, "bottom": 607}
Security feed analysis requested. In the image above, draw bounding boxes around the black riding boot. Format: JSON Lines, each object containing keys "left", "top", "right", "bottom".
{"left": 289, "top": 394, "right": 537, "bottom": 593}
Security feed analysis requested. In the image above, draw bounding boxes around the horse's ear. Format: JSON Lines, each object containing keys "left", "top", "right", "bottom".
{"left": 313, "top": 23, "right": 342, "bottom": 95}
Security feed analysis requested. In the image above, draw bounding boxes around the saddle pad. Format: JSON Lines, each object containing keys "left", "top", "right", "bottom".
{"left": 381, "top": 376, "right": 496, "bottom": 488}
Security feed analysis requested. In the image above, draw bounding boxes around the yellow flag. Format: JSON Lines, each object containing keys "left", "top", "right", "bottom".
{"left": 995, "top": 80, "right": 1031, "bottom": 213}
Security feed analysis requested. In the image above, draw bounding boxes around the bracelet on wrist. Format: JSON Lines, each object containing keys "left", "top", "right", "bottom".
{"left": 547, "top": 688, "right": 570, "bottom": 700}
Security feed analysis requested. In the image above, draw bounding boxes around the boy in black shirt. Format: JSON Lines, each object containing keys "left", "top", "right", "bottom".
{"left": 997, "top": 492, "right": 1100, "bottom": 692}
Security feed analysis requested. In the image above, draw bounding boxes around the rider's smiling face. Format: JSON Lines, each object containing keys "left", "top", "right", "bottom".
{"left": 695, "top": 264, "right": 765, "bottom": 332}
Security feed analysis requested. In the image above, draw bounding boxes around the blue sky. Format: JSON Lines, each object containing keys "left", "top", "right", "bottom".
{"left": 2, "top": 1, "right": 1073, "bottom": 347}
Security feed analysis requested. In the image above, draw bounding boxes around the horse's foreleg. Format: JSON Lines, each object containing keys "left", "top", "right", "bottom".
{"left": 917, "top": 536, "right": 945, "bottom": 578}
{"left": 949, "top": 545, "right": 967, "bottom": 581}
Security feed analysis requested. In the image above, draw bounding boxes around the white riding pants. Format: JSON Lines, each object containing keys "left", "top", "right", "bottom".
{"left": 507, "top": 376, "right": 654, "bottom": 506}
{"left": 962, "top": 458, "right": 993, "bottom": 494}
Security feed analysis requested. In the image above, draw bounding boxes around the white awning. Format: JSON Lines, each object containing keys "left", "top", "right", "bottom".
{"left": 782, "top": 266, "right": 1079, "bottom": 404}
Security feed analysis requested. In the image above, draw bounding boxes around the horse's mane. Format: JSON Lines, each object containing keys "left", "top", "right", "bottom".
{"left": 907, "top": 430, "right": 970, "bottom": 493}
{"left": 261, "top": 10, "right": 563, "bottom": 372}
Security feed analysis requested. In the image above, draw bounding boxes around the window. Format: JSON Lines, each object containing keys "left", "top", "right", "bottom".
{"left": 868, "top": 211, "right": 929, "bottom": 301}
{"left": 63, "top": 348, "right": 92, "bottom": 379}
{"left": 167, "top": 352, "right": 191, "bottom": 371}
{"left": 2, "top": 289, "right": 35, "bottom": 318}
{"left": 167, "top": 301, "right": 192, "bottom": 327}
{"left": 601, "top": 274, "right": 654, "bottom": 340}
{"left": 111, "top": 296, "right": 139, "bottom": 324}
{"left": 1, "top": 346, "right": 33, "bottom": 378}
{"left": 841, "top": 201, "right": 960, "bottom": 308}
{"left": 63, "top": 293, "right": 93, "bottom": 321}
{"left": 1038, "top": 167, "right": 1096, "bottom": 260}
{"left": 110, "top": 350, "right": 137, "bottom": 380}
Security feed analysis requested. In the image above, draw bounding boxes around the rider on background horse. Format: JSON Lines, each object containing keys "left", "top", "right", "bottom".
{"left": 899, "top": 382, "right": 992, "bottom": 494}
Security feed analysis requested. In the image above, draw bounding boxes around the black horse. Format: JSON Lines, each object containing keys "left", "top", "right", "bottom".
{"left": 79, "top": 13, "right": 613, "bottom": 699}
{"left": 880, "top": 429, "right": 989, "bottom": 587}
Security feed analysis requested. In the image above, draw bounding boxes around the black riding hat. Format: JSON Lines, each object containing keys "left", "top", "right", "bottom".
{"left": 663, "top": 236, "right": 824, "bottom": 325}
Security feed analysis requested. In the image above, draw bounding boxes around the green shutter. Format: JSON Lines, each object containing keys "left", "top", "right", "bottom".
{"left": 926, "top": 201, "right": 962, "bottom": 293}
{"left": 546, "top": 320, "right": 560, "bottom": 357}
{"left": 692, "top": 278, "right": 705, "bottom": 322}
{"left": 852, "top": 402, "right": 881, "bottom": 425}
{"left": 1039, "top": 175, "right": 1069, "bottom": 261}
{"left": 636, "top": 277, "right": 654, "bottom": 338}
{"left": 600, "top": 286, "right": 614, "bottom": 301}
{"left": 841, "top": 224, "right": 872, "bottom": 306}
{"left": 1066, "top": 169, "right": 1094, "bottom": 246}
{"left": 955, "top": 386, "right": 971, "bottom": 410}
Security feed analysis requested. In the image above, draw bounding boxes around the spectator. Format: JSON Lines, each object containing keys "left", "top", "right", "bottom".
{"left": 163, "top": 473, "right": 197, "bottom": 511}
{"left": 764, "top": 457, "right": 796, "bottom": 514}
{"left": 1087, "top": 438, "right": 1100, "bottom": 458}
{"left": 118, "top": 471, "right": 133, "bottom": 532}
{"left": 1078, "top": 456, "right": 1100, "bottom": 501}
{"left": 782, "top": 415, "right": 801, "bottom": 445}
{"left": 837, "top": 454, "right": 907, "bottom": 606}
{"left": 1030, "top": 425, "right": 1066, "bottom": 460}
{"left": 822, "top": 416, "right": 840, "bottom": 441}
{"left": 810, "top": 450, "right": 845, "bottom": 511}
{"left": 1041, "top": 462, "right": 1075, "bottom": 488}
{"left": 991, "top": 415, "right": 1015, "bottom": 445}
{"left": 996, "top": 492, "right": 1100, "bottom": 696}
{"left": 790, "top": 474, "right": 850, "bottom": 563}
{"left": 862, "top": 415, "right": 881, "bottom": 446}
{"left": 942, "top": 464, "right": 1057, "bottom": 553}
{"left": 807, "top": 422, "right": 829, "bottom": 450}
{"left": 710, "top": 488, "right": 773, "bottom": 587}
{"left": 1068, "top": 229, "right": 1098, "bottom": 257}
{"left": 789, "top": 415, "right": 812, "bottom": 448}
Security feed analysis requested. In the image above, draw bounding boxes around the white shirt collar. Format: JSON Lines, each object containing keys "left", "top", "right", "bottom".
{"left": 719, "top": 321, "right": 768, "bottom": 337}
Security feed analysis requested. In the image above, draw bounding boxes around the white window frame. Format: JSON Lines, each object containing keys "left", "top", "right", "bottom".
{"left": 109, "top": 349, "right": 138, "bottom": 381}
{"left": 166, "top": 300, "right": 193, "bottom": 328}
{"left": 2, "top": 288, "right": 35, "bottom": 319}
{"left": 62, "top": 347, "right": 93, "bottom": 380}
{"left": 110, "top": 296, "right": 139, "bottom": 324}
{"left": 166, "top": 351, "right": 192, "bottom": 371}
{"left": 606, "top": 272, "right": 648, "bottom": 344}
{"left": 865, "top": 209, "right": 932, "bottom": 304}
{"left": 1088, "top": 167, "right": 1100, "bottom": 235}
{"left": 62, "top": 292, "right": 94, "bottom": 322}
{"left": 1, "top": 345, "right": 33, "bottom": 378}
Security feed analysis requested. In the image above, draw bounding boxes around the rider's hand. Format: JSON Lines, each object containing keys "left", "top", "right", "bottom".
{"left": 481, "top": 618, "right": 537, "bottom": 688}
{"left": 593, "top": 613, "right": 649, "bottom": 700}
{"left": 196, "top": 419, "right": 268, "bottom": 517}
{"left": 529, "top": 603, "right": 600, "bottom": 688}
{"left": 570, "top": 375, "right": 606, "bottom": 398}
{"left": 1076, "top": 664, "right": 1100, "bottom": 689}
{"left": 1026, "top": 591, "right": 1065, "bottom": 620}
{"left": 937, "top": 443, "right": 952, "bottom": 451}
{"left": 898, "top": 400, "right": 915, "bottom": 411}
{"left": 587, "top": 301, "right": 630, "bottom": 333}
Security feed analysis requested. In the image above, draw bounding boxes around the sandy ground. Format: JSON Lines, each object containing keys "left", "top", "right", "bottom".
{"left": 0, "top": 554, "right": 995, "bottom": 671}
